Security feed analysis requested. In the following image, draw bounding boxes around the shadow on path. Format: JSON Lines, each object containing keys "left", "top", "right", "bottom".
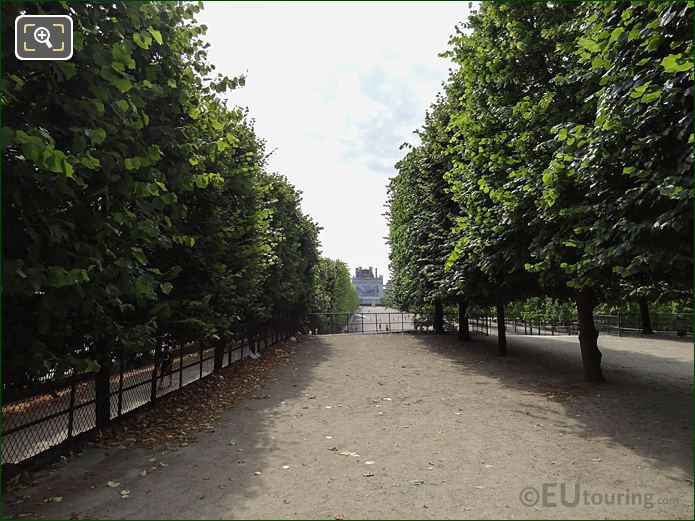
{"left": 409, "top": 332, "right": 693, "bottom": 478}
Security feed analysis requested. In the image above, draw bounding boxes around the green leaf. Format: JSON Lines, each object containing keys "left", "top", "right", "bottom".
{"left": 110, "top": 76, "right": 133, "bottom": 93}
{"left": 161, "top": 282, "right": 173, "bottom": 295}
{"left": 133, "top": 31, "right": 153, "bottom": 49}
{"left": 660, "top": 54, "right": 692, "bottom": 73}
{"left": 640, "top": 89, "right": 662, "bottom": 104}
{"left": 630, "top": 81, "right": 651, "bottom": 99}
{"left": 577, "top": 37, "right": 600, "bottom": 53}
{"left": 609, "top": 27, "right": 625, "bottom": 42}
{"left": 80, "top": 154, "right": 101, "bottom": 170}
{"left": 147, "top": 26, "right": 163, "bottom": 45}
{"left": 57, "top": 62, "right": 77, "bottom": 79}
{"left": 86, "top": 128, "right": 106, "bottom": 145}
{"left": 131, "top": 247, "right": 148, "bottom": 265}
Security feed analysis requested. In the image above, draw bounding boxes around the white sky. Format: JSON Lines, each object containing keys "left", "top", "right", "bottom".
{"left": 197, "top": 1, "right": 470, "bottom": 282}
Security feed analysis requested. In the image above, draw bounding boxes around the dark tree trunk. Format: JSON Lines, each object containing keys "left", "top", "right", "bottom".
{"left": 496, "top": 300, "right": 507, "bottom": 356}
{"left": 638, "top": 296, "right": 654, "bottom": 335}
{"left": 457, "top": 298, "right": 471, "bottom": 341}
{"left": 214, "top": 337, "right": 225, "bottom": 371}
{"left": 94, "top": 364, "right": 111, "bottom": 429}
{"left": 575, "top": 287, "right": 604, "bottom": 382}
{"left": 434, "top": 298, "right": 445, "bottom": 334}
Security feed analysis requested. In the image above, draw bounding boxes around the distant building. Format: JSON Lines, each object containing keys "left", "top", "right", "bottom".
{"left": 352, "top": 266, "right": 384, "bottom": 306}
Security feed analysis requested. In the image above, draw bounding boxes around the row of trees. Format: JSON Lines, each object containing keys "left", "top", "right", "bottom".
{"left": 312, "top": 258, "right": 360, "bottom": 315}
{"left": 387, "top": 2, "right": 692, "bottom": 381}
{"left": 1, "top": 2, "right": 354, "bottom": 396}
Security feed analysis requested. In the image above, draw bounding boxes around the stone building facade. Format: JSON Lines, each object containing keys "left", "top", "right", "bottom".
{"left": 352, "top": 266, "right": 384, "bottom": 306}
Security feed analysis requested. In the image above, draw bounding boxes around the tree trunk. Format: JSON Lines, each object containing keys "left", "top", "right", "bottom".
{"left": 457, "top": 298, "right": 471, "bottom": 341}
{"left": 638, "top": 296, "right": 654, "bottom": 335}
{"left": 94, "top": 363, "right": 111, "bottom": 429}
{"left": 575, "top": 287, "right": 604, "bottom": 382}
{"left": 496, "top": 300, "right": 507, "bottom": 356}
{"left": 214, "top": 337, "right": 225, "bottom": 371}
{"left": 433, "top": 298, "right": 445, "bottom": 334}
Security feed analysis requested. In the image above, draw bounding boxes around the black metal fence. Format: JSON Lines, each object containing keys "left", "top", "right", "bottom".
{"left": 306, "top": 312, "right": 492, "bottom": 335}
{"left": 307, "top": 311, "right": 690, "bottom": 338}
{"left": 2, "top": 329, "right": 288, "bottom": 467}
{"left": 504, "top": 313, "right": 691, "bottom": 337}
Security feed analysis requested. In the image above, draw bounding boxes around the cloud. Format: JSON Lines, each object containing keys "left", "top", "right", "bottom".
{"left": 197, "top": 1, "right": 470, "bottom": 281}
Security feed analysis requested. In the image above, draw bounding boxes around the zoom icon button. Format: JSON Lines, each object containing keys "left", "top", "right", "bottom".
{"left": 15, "top": 15, "right": 73, "bottom": 61}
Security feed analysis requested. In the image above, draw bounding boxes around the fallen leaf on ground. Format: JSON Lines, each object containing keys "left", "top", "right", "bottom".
{"left": 254, "top": 471, "right": 262, "bottom": 475}
{"left": 409, "top": 480, "right": 424, "bottom": 486}
{"left": 94, "top": 342, "right": 297, "bottom": 451}
{"left": 49, "top": 497, "right": 63, "bottom": 503}
{"left": 139, "top": 470, "right": 147, "bottom": 477}
{"left": 281, "top": 465, "right": 290, "bottom": 469}
{"left": 107, "top": 481, "right": 119, "bottom": 488}
{"left": 363, "top": 472, "right": 374, "bottom": 477}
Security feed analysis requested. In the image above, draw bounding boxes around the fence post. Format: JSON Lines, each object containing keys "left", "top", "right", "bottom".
{"left": 618, "top": 313, "right": 622, "bottom": 337}
{"left": 199, "top": 344, "right": 204, "bottom": 379}
{"left": 179, "top": 346, "right": 184, "bottom": 388}
{"left": 214, "top": 337, "right": 224, "bottom": 373}
{"left": 117, "top": 347, "right": 125, "bottom": 418}
{"left": 331, "top": 314, "right": 335, "bottom": 334}
{"left": 150, "top": 342, "right": 161, "bottom": 404}
{"left": 362, "top": 313, "right": 364, "bottom": 333}
{"left": 67, "top": 371, "right": 77, "bottom": 440}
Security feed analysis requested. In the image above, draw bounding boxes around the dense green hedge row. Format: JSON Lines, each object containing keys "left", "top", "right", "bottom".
{"left": 1, "top": 2, "right": 352, "bottom": 385}
{"left": 387, "top": 3, "right": 692, "bottom": 381}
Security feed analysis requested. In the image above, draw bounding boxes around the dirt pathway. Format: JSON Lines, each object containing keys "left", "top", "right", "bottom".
{"left": 4, "top": 333, "right": 693, "bottom": 519}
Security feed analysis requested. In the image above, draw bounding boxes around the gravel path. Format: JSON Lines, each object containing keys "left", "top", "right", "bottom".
{"left": 4, "top": 332, "right": 693, "bottom": 519}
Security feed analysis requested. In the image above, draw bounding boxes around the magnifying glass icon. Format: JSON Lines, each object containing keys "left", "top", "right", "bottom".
{"left": 33, "top": 26, "right": 52, "bottom": 49}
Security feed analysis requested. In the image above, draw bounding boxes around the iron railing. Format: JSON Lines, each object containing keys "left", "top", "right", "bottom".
{"left": 503, "top": 313, "right": 691, "bottom": 337}
{"left": 306, "top": 312, "right": 492, "bottom": 336}
{"left": 2, "top": 329, "right": 289, "bottom": 467}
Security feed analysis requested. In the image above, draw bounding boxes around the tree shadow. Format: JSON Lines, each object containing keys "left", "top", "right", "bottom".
{"left": 408, "top": 332, "right": 693, "bottom": 479}
{"left": 2, "top": 337, "right": 334, "bottom": 520}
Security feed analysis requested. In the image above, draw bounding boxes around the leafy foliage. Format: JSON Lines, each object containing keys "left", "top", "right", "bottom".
{"left": 1, "top": 2, "right": 339, "bottom": 385}
{"left": 386, "top": 2, "right": 692, "bottom": 380}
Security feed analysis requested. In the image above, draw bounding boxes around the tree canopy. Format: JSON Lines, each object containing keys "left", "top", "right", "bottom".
{"left": 1, "top": 1, "right": 348, "bottom": 387}
{"left": 387, "top": 2, "right": 693, "bottom": 381}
